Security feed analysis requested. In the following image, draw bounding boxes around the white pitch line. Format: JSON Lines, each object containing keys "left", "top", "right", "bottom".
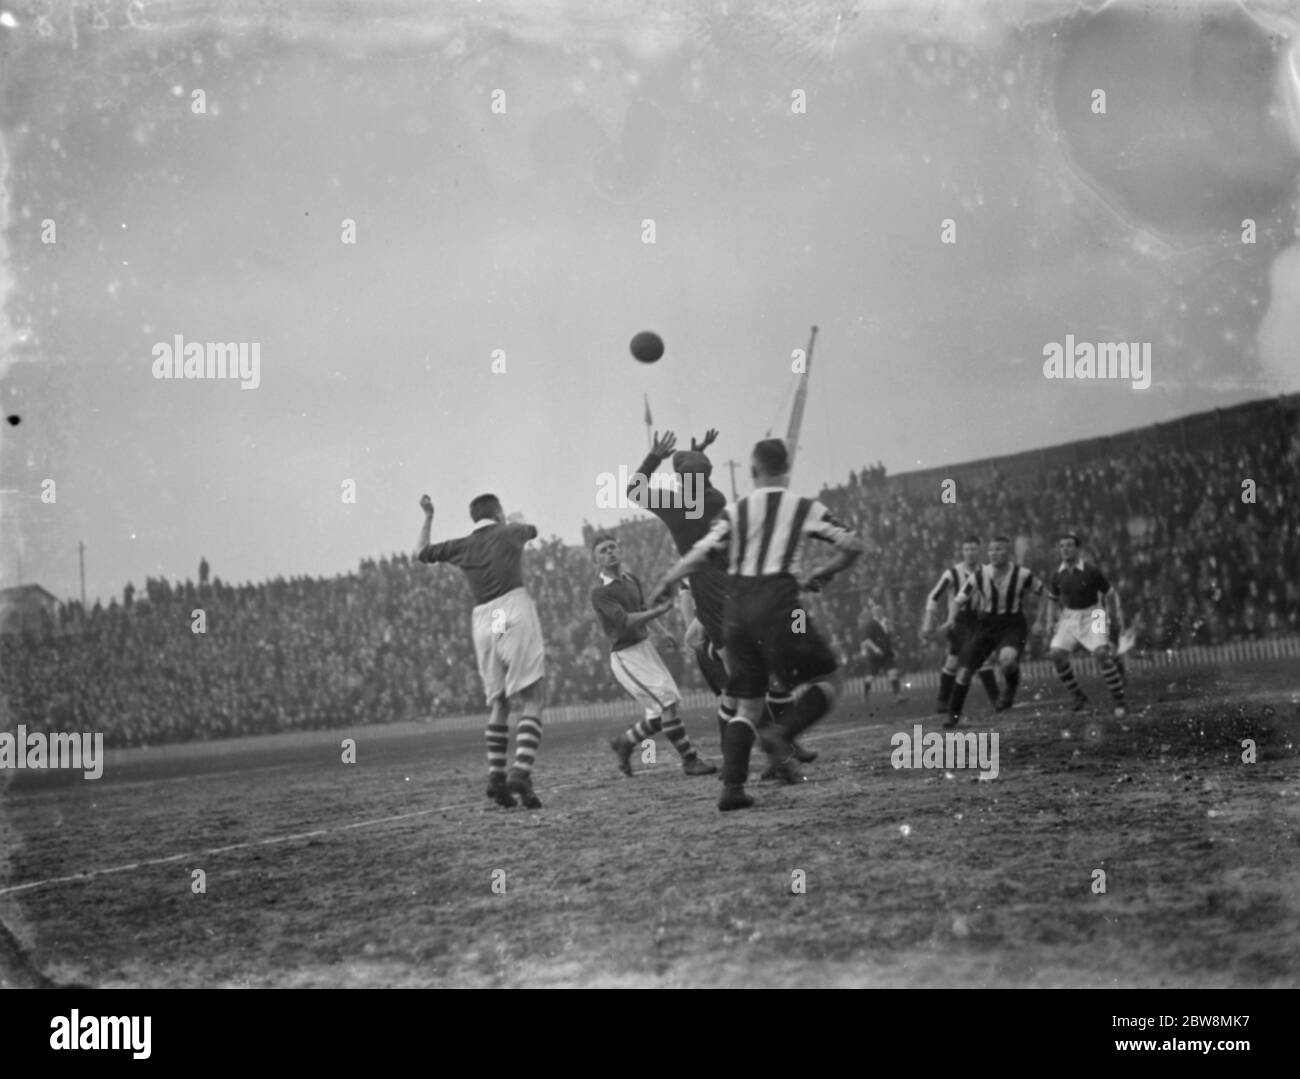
{"left": 0, "top": 806, "right": 476, "bottom": 897}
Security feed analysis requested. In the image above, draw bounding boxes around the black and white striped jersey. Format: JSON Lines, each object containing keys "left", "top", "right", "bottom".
{"left": 689, "top": 488, "right": 857, "bottom": 580}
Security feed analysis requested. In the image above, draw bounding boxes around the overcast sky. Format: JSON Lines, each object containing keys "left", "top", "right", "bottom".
{"left": 1, "top": 0, "right": 1298, "bottom": 603}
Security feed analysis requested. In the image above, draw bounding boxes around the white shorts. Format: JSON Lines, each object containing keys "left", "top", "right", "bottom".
{"left": 471, "top": 587, "right": 545, "bottom": 704}
{"left": 610, "top": 639, "right": 682, "bottom": 720}
{"left": 1051, "top": 608, "right": 1109, "bottom": 654}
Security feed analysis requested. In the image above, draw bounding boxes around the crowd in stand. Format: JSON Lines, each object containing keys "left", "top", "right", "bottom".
{"left": 2, "top": 419, "right": 1297, "bottom": 747}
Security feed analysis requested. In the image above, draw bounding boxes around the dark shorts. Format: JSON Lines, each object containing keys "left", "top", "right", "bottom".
{"left": 693, "top": 640, "right": 728, "bottom": 697}
{"left": 945, "top": 612, "right": 979, "bottom": 656}
{"left": 688, "top": 565, "right": 730, "bottom": 649}
{"left": 959, "top": 614, "right": 1028, "bottom": 671}
{"left": 723, "top": 575, "right": 838, "bottom": 699}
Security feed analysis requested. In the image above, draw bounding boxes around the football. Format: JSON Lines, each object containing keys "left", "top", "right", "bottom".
{"left": 630, "top": 331, "right": 664, "bottom": 363}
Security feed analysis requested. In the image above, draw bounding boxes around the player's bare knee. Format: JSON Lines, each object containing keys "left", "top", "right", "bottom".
{"left": 519, "top": 679, "right": 546, "bottom": 710}
{"left": 998, "top": 647, "right": 1019, "bottom": 671}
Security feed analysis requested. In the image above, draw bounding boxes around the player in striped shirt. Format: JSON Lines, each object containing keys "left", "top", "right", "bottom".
{"left": 920, "top": 536, "right": 1003, "bottom": 714}
{"left": 650, "top": 438, "right": 864, "bottom": 811}
{"left": 1045, "top": 533, "right": 1127, "bottom": 718}
{"left": 415, "top": 492, "right": 545, "bottom": 809}
{"left": 944, "top": 535, "right": 1044, "bottom": 729}
{"left": 629, "top": 428, "right": 815, "bottom": 765}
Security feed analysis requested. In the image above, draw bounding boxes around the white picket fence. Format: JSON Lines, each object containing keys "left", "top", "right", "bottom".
{"left": 429, "top": 635, "right": 1300, "bottom": 732}
{"left": 92, "top": 635, "right": 1300, "bottom": 763}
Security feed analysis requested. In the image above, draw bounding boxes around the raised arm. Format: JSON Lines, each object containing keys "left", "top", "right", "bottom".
{"left": 690, "top": 428, "right": 719, "bottom": 452}
{"left": 628, "top": 430, "right": 677, "bottom": 507}
{"left": 415, "top": 494, "right": 434, "bottom": 558}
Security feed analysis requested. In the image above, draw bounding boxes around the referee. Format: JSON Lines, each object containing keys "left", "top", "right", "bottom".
{"left": 651, "top": 438, "right": 864, "bottom": 811}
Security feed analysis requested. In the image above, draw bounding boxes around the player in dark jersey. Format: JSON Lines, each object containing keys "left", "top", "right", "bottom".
{"left": 678, "top": 583, "right": 728, "bottom": 697}
{"left": 629, "top": 428, "right": 815, "bottom": 765}
{"left": 415, "top": 492, "right": 545, "bottom": 809}
{"left": 861, "top": 600, "right": 905, "bottom": 707}
{"left": 920, "top": 535, "right": 1001, "bottom": 713}
{"left": 945, "top": 536, "right": 1044, "bottom": 729}
{"left": 1044, "top": 533, "right": 1127, "bottom": 718}
{"left": 650, "top": 438, "right": 863, "bottom": 811}
{"left": 590, "top": 534, "right": 717, "bottom": 777}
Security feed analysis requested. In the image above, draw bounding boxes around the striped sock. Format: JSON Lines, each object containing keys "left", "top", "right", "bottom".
{"left": 720, "top": 718, "right": 756, "bottom": 785}
{"left": 486, "top": 721, "right": 509, "bottom": 776}
{"left": 660, "top": 713, "right": 698, "bottom": 761}
{"left": 624, "top": 716, "right": 662, "bottom": 745}
{"left": 1100, "top": 656, "right": 1125, "bottom": 705}
{"left": 1054, "top": 660, "right": 1082, "bottom": 698}
{"left": 513, "top": 715, "right": 542, "bottom": 774}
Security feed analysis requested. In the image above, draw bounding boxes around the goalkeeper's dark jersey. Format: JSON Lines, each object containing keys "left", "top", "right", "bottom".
{"left": 628, "top": 452, "right": 728, "bottom": 553}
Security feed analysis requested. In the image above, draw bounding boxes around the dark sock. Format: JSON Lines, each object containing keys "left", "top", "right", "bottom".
{"left": 890, "top": 675, "right": 901, "bottom": 695}
{"left": 978, "top": 667, "right": 1000, "bottom": 704}
{"left": 766, "top": 690, "right": 794, "bottom": 727}
{"left": 1003, "top": 667, "right": 1020, "bottom": 703}
{"left": 720, "top": 720, "right": 756, "bottom": 785}
{"left": 716, "top": 699, "right": 736, "bottom": 745}
{"left": 938, "top": 670, "right": 955, "bottom": 707}
{"left": 949, "top": 680, "right": 971, "bottom": 719}
{"left": 784, "top": 685, "right": 832, "bottom": 739}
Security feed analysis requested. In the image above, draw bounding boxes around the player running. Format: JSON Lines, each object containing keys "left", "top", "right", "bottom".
{"left": 650, "top": 438, "right": 864, "bottom": 811}
{"left": 944, "top": 535, "right": 1045, "bottom": 729}
{"left": 415, "top": 493, "right": 545, "bottom": 810}
{"left": 628, "top": 428, "right": 815, "bottom": 765}
{"left": 1044, "top": 532, "right": 1128, "bottom": 719}
{"left": 920, "top": 535, "right": 1002, "bottom": 714}
{"left": 590, "top": 534, "right": 718, "bottom": 777}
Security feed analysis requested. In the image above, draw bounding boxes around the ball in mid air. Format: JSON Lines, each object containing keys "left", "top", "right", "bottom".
{"left": 630, "top": 331, "right": 664, "bottom": 363}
